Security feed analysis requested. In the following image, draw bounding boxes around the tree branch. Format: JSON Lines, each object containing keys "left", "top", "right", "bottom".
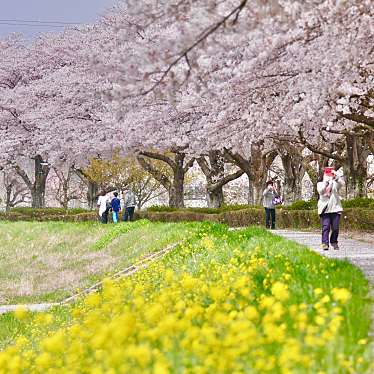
{"left": 139, "top": 151, "right": 176, "bottom": 170}
{"left": 136, "top": 155, "right": 171, "bottom": 191}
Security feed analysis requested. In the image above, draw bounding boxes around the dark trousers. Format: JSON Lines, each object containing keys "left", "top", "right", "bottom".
{"left": 265, "top": 208, "right": 276, "bottom": 229}
{"left": 320, "top": 213, "right": 340, "bottom": 245}
{"left": 100, "top": 210, "right": 109, "bottom": 224}
{"left": 123, "top": 207, "right": 135, "bottom": 222}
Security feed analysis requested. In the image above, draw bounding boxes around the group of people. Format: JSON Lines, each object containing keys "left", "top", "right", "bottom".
{"left": 97, "top": 190, "right": 137, "bottom": 224}
{"left": 263, "top": 167, "right": 344, "bottom": 251}
{"left": 97, "top": 168, "right": 345, "bottom": 251}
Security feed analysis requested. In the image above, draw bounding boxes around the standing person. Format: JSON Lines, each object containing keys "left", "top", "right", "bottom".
{"left": 111, "top": 192, "right": 121, "bottom": 223}
{"left": 262, "top": 180, "right": 277, "bottom": 229}
{"left": 97, "top": 191, "right": 109, "bottom": 224}
{"left": 123, "top": 189, "right": 136, "bottom": 222}
{"left": 317, "top": 168, "right": 344, "bottom": 250}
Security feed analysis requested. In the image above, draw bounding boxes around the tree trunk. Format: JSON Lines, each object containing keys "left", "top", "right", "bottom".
{"left": 253, "top": 182, "right": 264, "bottom": 205}
{"left": 5, "top": 185, "right": 12, "bottom": 212}
{"left": 207, "top": 188, "right": 224, "bottom": 208}
{"left": 31, "top": 155, "right": 49, "bottom": 208}
{"left": 198, "top": 151, "right": 225, "bottom": 208}
{"left": 344, "top": 163, "right": 367, "bottom": 199}
{"left": 344, "top": 134, "right": 368, "bottom": 198}
{"left": 280, "top": 153, "right": 304, "bottom": 204}
{"left": 62, "top": 181, "right": 69, "bottom": 209}
{"left": 87, "top": 181, "right": 98, "bottom": 210}
{"left": 169, "top": 154, "right": 185, "bottom": 208}
{"left": 247, "top": 175, "right": 254, "bottom": 205}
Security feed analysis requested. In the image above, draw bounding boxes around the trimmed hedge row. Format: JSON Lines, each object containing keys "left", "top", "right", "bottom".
{"left": 146, "top": 204, "right": 261, "bottom": 214}
{"left": 9, "top": 207, "right": 90, "bottom": 216}
{"left": 147, "top": 198, "right": 374, "bottom": 213}
{"left": 1, "top": 207, "right": 373, "bottom": 231}
{"left": 0, "top": 211, "right": 98, "bottom": 222}
{"left": 137, "top": 208, "right": 374, "bottom": 231}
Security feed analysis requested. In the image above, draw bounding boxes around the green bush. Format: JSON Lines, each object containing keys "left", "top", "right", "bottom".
{"left": 341, "top": 197, "right": 374, "bottom": 209}
{"left": 146, "top": 206, "right": 179, "bottom": 213}
{"left": 284, "top": 199, "right": 318, "bottom": 210}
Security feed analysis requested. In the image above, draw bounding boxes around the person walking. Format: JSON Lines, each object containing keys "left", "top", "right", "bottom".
{"left": 111, "top": 192, "right": 121, "bottom": 223}
{"left": 123, "top": 189, "right": 136, "bottom": 222}
{"left": 262, "top": 180, "right": 277, "bottom": 229}
{"left": 97, "top": 191, "right": 109, "bottom": 224}
{"left": 317, "top": 168, "right": 344, "bottom": 250}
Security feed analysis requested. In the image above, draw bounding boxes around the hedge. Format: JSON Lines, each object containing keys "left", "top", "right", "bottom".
{"left": 137, "top": 208, "right": 374, "bottom": 231}
{"left": 137, "top": 211, "right": 223, "bottom": 224}
{"left": 10, "top": 207, "right": 90, "bottom": 216}
{"left": 1, "top": 207, "right": 373, "bottom": 231}
{"left": 0, "top": 211, "right": 98, "bottom": 222}
{"left": 148, "top": 198, "right": 374, "bottom": 213}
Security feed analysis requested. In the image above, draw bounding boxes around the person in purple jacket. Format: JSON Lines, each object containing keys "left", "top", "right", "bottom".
{"left": 111, "top": 192, "right": 121, "bottom": 223}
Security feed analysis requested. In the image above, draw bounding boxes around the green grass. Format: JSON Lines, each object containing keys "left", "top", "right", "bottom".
{"left": 0, "top": 223, "right": 372, "bottom": 372}
{"left": 0, "top": 220, "right": 196, "bottom": 304}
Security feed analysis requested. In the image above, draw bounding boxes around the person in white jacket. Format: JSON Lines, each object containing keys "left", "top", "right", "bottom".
{"left": 97, "top": 192, "right": 109, "bottom": 224}
{"left": 317, "top": 169, "right": 345, "bottom": 250}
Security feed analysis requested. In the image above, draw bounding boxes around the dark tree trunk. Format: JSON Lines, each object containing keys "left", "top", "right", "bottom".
{"left": 253, "top": 181, "right": 265, "bottom": 205}
{"left": 61, "top": 181, "right": 69, "bottom": 209}
{"left": 207, "top": 188, "right": 224, "bottom": 208}
{"left": 5, "top": 185, "right": 12, "bottom": 212}
{"left": 206, "top": 151, "right": 225, "bottom": 208}
{"left": 344, "top": 163, "right": 367, "bottom": 199}
{"left": 30, "top": 156, "right": 49, "bottom": 208}
{"left": 279, "top": 152, "right": 304, "bottom": 204}
{"left": 169, "top": 154, "right": 185, "bottom": 208}
{"left": 247, "top": 175, "right": 254, "bottom": 205}
{"left": 87, "top": 181, "right": 98, "bottom": 210}
{"left": 344, "top": 134, "right": 368, "bottom": 198}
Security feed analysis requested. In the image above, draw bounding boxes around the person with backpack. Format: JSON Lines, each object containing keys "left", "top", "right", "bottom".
{"left": 111, "top": 192, "right": 121, "bottom": 223}
{"left": 262, "top": 180, "right": 280, "bottom": 229}
{"left": 317, "top": 168, "right": 345, "bottom": 250}
{"left": 123, "top": 189, "right": 136, "bottom": 222}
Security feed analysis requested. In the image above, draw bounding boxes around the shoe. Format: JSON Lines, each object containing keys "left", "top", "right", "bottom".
{"left": 331, "top": 243, "right": 339, "bottom": 250}
{"left": 321, "top": 244, "right": 329, "bottom": 251}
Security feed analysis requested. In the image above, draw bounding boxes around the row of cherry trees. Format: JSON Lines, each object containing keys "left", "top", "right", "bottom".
{"left": 0, "top": 0, "right": 373, "bottom": 209}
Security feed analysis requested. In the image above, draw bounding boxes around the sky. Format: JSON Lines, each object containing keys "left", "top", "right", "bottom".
{"left": 0, "top": 0, "right": 118, "bottom": 39}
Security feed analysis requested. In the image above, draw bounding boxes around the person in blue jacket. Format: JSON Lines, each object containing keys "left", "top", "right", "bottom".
{"left": 111, "top": 192, "right": 121, "bottom": 223}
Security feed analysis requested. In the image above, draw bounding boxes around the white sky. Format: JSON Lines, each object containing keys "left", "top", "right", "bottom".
{"left": 0, "top": 0, "right": 118, "bottom": 38}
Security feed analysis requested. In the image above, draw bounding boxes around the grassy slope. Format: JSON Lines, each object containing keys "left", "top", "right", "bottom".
{"left": 0, "top": 223, "right": 372, "bottom": 372}
{"left": 0, "top": 220, "right": 194, "bottom": 304}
